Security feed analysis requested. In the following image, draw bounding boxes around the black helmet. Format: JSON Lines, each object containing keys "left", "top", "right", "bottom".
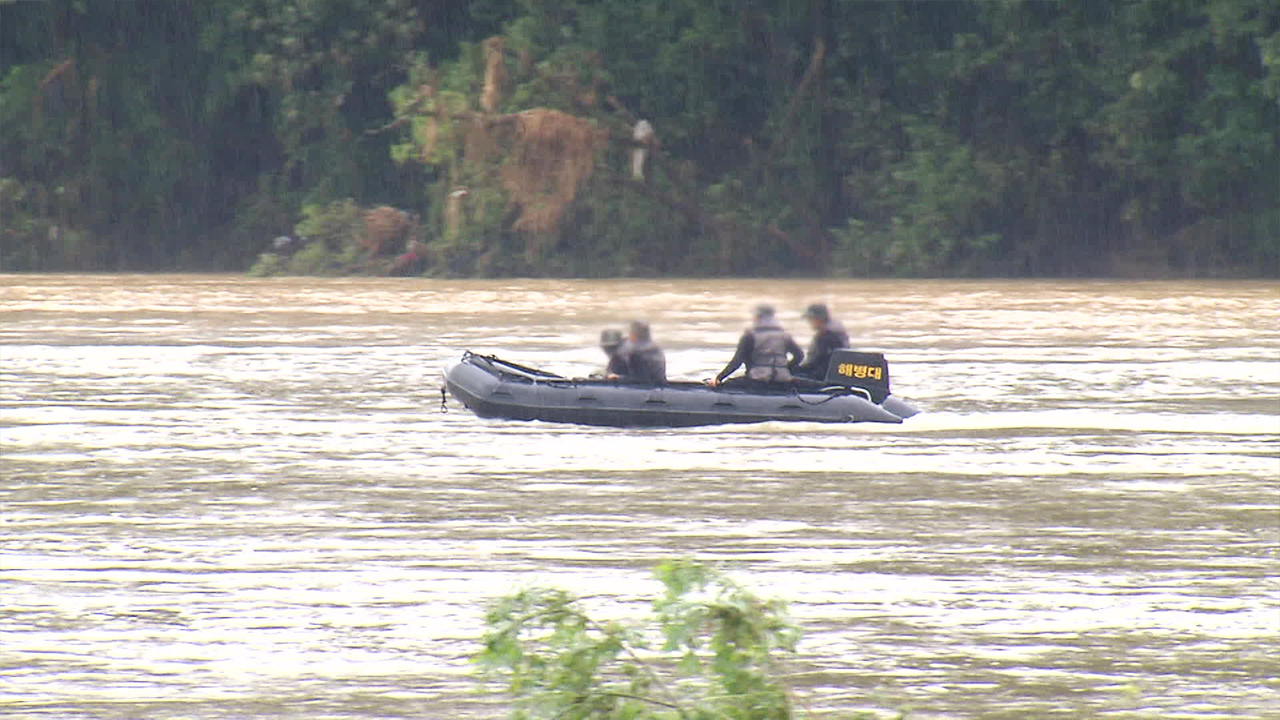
{"left": 600, "top": 329, "right": 623, "bottom": 348}
{"left": 803, "top": 303, "right": 830, "bottom": 322}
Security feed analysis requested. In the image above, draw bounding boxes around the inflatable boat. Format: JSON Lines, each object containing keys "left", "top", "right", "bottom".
{"left": 443, "top": 350, "right": 919, "bottom": 428}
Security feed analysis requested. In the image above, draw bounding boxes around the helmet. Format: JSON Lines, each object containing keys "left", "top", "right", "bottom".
{"left": 599, "top": 329, "right": 623, "bottom": 349}
{"left": 803, "top": 303, "right": 830, "bottom": 322}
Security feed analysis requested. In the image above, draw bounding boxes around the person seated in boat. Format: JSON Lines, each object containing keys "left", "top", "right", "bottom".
{"left": 597, "top": 328, "right": 627, "bottom": 377}
{"left": 607, "top": 320, "right": 666, "bottom": 384}
{"left": 706, "top": 304, "right": 803, "bottom": 387}
{"left": 794, "top": 302, "right": 850, "bottom": 380}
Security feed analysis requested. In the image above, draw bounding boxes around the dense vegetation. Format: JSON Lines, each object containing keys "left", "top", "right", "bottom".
{"left": 2, "top": 0, "right": 1276, "bottom": 277}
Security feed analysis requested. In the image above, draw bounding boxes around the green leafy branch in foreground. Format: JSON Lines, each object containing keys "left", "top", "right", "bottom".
{"left": 476, "top": 559, "right": 884, "bottom": 720}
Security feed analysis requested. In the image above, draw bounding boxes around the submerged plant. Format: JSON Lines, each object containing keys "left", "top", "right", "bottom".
{"left": 476, "top": 559, "right": 881, "bottom": 719}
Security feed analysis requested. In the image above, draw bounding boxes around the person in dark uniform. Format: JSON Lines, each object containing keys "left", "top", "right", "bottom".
{"left": 599, "top": 329, "right": 627, "bottom": 377}
{"left": 795, "top": 302, "right": 849, "bottom": 380}
{"left": 707, "top": 304, "right": 803, "bottom": 387}
{"left": 608, "top": 320, "right": 666, "bottom": 383}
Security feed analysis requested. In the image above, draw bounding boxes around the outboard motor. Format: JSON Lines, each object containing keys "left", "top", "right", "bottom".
{"left": 824, "top": 350, "right": 891, "bottom": 404}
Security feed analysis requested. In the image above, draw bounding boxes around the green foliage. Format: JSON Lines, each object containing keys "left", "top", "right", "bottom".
{"left": 0, "top": 0, "right": 485, "bottom": 270}
{"left": 0, "top": 176, "right": 91, "bottom": 271}
{"left": 246, "top": 252, "right": 283, "bottom": 278}
{"left": 248, "top": 198, "right": 415, "bottom": 276}
{"left": 295, "top": 199, "right": 363, "bottom": 252}
{"left": 247, "top": 240, "right": 362, "bottom": 278}
{"left": 285, "top": 241, "right": 350, "bottom": 276}
{"left": 0, "top": 0, "right": 1276, "bottom": 276}
{"left": 477, "top": 559, "right": 879, "bottom": 720}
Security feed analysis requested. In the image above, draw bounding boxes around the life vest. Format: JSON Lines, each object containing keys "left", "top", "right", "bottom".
{"left": 827, "top": 319, "right": 849, "bottom": 349}
{"left": 620, "top": 339, "right": 666, "bottom": 383}
{"left": 806, "top": 320, "right": 849, "bottom": 376}
{"left": 747, "top": 320, "right": 792, "bottom": 382}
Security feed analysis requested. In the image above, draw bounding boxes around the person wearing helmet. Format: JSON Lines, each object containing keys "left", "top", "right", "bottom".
{"left": 598, "top": 328, "right": 627, "bottom": 377}
{"left": 608, "top": 320, "right": 666, "bottom": 384}
{"left": 795, "top": 302, "right": 850, "bottom": 380}
{"left": 707, "top": 304, "right": 803, "bottom": 387}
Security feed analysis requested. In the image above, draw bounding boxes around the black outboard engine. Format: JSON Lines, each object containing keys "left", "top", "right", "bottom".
{"left": 824, "top": 350, "right": 891, "bottom": 403}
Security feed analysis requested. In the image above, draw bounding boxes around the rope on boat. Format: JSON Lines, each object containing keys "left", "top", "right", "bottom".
{"left": 471, "top": 352, "right": 565, "bottom": 380}
{"left": 792, "top": 385, "right": 872, "bottom": 405}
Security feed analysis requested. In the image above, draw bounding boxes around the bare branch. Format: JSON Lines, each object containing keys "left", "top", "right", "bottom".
{"left": 365, "top": 116, "right": 410, "bottom": 135}
{"left": 769, "top": 36, "right": 826, "bottom": 157}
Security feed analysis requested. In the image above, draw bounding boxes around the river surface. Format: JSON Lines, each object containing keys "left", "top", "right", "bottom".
{"left": 1, "top": 274, "right": 1277, "bottom": 720}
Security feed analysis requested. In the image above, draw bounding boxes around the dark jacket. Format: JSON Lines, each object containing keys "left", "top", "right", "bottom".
{"left": 796, "top": 319, "right": 849, "bottom": 379}
{"left": 715, "top": 319, "right": 804, "bottom": 383}
{"left": 615, "top": 339, "right": 666, "bottom": 383}
{"left": 604, "top": 350, "right": 627, "bottom": 377}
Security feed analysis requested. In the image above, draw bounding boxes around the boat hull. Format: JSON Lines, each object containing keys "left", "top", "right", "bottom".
{"left": 444, "top": 353, "right": 918, "bottom": 428}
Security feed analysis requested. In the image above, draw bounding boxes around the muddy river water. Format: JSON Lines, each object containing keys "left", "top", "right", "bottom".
{"left": 1, "top": 275, "right": 1277, "bottom": 719}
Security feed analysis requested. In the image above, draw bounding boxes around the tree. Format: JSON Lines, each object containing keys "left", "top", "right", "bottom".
{"left": 2, "top": 0, "right": 1276, "bottom": 276}
{"left": 477, "top": 558, "right": 884, "bottom": 719}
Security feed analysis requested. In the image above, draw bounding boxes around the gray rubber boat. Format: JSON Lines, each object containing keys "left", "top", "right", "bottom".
{"left": 444, "top": 350, "right": 919, "bottom": 428}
